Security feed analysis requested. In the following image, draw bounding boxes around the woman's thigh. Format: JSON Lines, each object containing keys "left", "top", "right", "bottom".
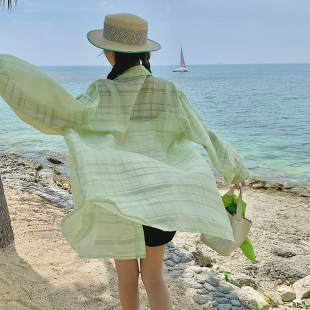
{"left": 114, "top": 259, "right": 140, "bottom": 283}
{"left": 139, "top": 245, "right": 166, "bottom": 283}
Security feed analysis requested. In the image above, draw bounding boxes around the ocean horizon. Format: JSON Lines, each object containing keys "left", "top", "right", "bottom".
{"left": 1, "top": 63, "right": 309, "bottom": 189}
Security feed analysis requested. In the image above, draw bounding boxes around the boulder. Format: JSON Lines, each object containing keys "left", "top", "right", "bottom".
{"left": 278, "top": 287, "right": 296, "bottom": 302}
{"left": 47, "top": 157, "right": 64, "bottom": 164}
{"left": 269, "top": 183, "right": 283, "bottom": 191}
{"left": 241, "top": 286, "right": 270, "bottom": 310}
{"left": 293, "top": 275, "right": 310, "bottom": 299}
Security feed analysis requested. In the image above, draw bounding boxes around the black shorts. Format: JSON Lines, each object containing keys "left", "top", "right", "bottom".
{"left": 142, "top": 225, "right": 176, "bottom": 247}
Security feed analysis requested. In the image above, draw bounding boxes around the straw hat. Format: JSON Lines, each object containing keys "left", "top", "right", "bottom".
{"left": 87, "top": 13, "right": 161, "bottom": 53}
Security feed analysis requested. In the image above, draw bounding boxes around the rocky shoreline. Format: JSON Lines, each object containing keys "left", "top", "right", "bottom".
{"left": 1, "top": 153, "right": 310, "bottom": 310}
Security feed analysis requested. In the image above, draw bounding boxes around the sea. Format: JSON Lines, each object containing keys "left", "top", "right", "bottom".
{"left": 1, "top": 64, "right": 310, "bottom": 189}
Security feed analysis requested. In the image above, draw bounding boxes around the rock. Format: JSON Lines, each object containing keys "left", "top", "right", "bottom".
{"left": 252, "top": 183, "right": 266, "bottom": 189}
{"left": 193, "top": 294, "right": 208, "bottom": 305}
{"left": 293, "top": 275, "right": 310, "bottom": 299}
{"left": 205, "top": 275, "right": 220, "bottom": 287}
{"left": 181, "top": 256, "right": 193, "bottom": 263}
{"left": 189, "top": 249, "right": 212, "bottom": 267}
{"left": 174, "top": 278, "right": 187, "bottom": 288}
{"left": 53, "top": 175, "right": 71, "bottom": 189}
{"left": 168, "top": 270, "right": 184, "bottom": 279}
{"left": 190, "top": 266, "right": 205, "bottom": 274}
{"left": 197, "top": 279, "right": 205, "bottom": 284}
{"left": 172, "top": 254, "right": 181, "bottom": 263}
{"left": 218, "top": 305, "right": 233, "bottom": 310}
{"left": 278, "top": 287, "right": 296, "bottom": 302}
{"left": 218, "top": 285, "right": 230, "bottom": 294}
{"left": 283, "top": 184, "right": 295, "bottom": 190}
{"left": 47, "top": 157, "right": 64, "bottom": 164}
{"left": 231, "top": 300, "right": 241, "bottom": 307}
{"left": 230, "top": 273, "right": 259, "bottom": 289}
{"left": 53, "top": 167, "right": 61, "bottom": 174}
{"left": 163, "top": 254, "right": 171, "bottom": 261}
{"left": 209, "top": 301, "right": 218, "bottom": 307}
{"left": 214, "top": 292, "right": 226, "bottom": 298}
{"left": 248, "top": 178, "right": 267, "bottom": 186}
{"left": 269, "top": 183, "right": 283, "bottom": 191}
{"left": 226, "top": 293, "right": 240, "bottom": 300}
{"left": 241, "top": 286, "right": 270, "bottom": 310}
{"left": 162, "top": 267, "right": 172, "bottom": 274}
{"left": 203, "top": 308, "right": 214, "bottom": 310}
{"left": 239, "top": 299, "right": 253, "bottom": 309}
{"left": 190, "top": 282, "right": 204, "bottom": 289}
{"left": 197, "top": 288, "right": 209, "bottom": 295}
{"left": 182, "top": 272, "right": 194, "bottom": 278}
{"left": 271, "top": 243, "right": 299, "bottom": 258}
{"left": 217, "top": 298, "right": 230, "bottom": 304}
{"left": 173, "top": 264, "right": 186, "bottom": 270}
{"left": 164, "top": 260, "right": 174, "bottom": 267}
{"left": 62, "top": 183, "right": 70, "bottom": 190}
{"left": 204, "top": 282, "right": 217, "bottom": 292}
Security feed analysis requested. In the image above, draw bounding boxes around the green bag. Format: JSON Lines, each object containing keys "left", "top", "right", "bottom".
{"left": 221, "top": 190, "right": 256, "bottom": 261}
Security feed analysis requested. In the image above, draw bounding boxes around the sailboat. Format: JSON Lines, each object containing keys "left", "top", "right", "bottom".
{"left": 173, "top": 47, "right": 189, "bottom": 72}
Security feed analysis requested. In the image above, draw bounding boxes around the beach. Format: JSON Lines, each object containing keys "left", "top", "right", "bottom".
{"left": 1, "top": 154, "right": 309, "bottom": 310}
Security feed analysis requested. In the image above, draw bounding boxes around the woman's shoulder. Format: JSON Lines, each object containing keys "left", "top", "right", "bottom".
{"left": 146, "top": 75, "right": 180, "bottom": 94}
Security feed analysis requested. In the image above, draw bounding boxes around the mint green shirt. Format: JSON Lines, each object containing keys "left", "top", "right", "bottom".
{"left": 0, "top": 54, "right": 249, "bottom": 259}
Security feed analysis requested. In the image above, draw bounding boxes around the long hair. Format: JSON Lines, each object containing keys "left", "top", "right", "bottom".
{"left": 107, "top": 52, "right": 151, "bottom": 80}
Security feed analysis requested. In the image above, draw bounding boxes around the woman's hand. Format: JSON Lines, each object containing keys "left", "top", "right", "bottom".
{"left": 235, "top": 180, "right": 247, "bottom": 189}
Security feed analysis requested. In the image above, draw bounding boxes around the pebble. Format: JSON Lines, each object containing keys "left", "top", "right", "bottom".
{"left": 205, "top": 275, "right": 220, "bottom": 287}
{"left": 217, "top": 298, "right": 230, "bottom": 304}
{"left": 204, "top": 282, "right": 217, "bottom": 292}
{"left": 226, "top": 293, "right": 239, "bottom": 300}
{"left": 163, "top": 254, "right": 171, "bottom": 261}
{"left": 239, "top": 300, "right": 252, "bottom": 309}
{"left": 197, "top": 288, "right": 209, "bottom": 295}
{"left": 197, "top": 279, "right": 205, "bottom": 284}
{"left": 193, "top": 294, "right": 209, "bottom": 305}
{"left": 162, "top": 267, "right": 172, "bottom": 274}
{"left": 218, "top": 305, "right": 233, "bottom": 310}
{"left": 214, "top": 292, "right": 226, "bottom": 298}
{"left": 209, "top": 301, "right": 219, "bottom": 307}
{"left": 230, "top": 300, "right": 241, "bottom": 307}
{"left": 168, "top": 270, "right": 184, "bottom": 279}
{"left": 164, "top": 260, "right": 174, "bottom": 267}
{"left": 173, "top": 264, "right": 186, "bottom": 270}
{"left": 232, "top": 308, "right": 244, "bottom": 310}
{"left": 172, "top": 254, "right": 181, "bottom": 263}
{"left": 203, "top": 307, "right": 214, "bottom": 310}
{"left": 218, "top": 285, "right": 230, "bottom": 294}
{"left": 190, "top": 282, "right": 204, "bottom": 289}
{"left": 182, "top": 272, "right": 194, "bottom": 278}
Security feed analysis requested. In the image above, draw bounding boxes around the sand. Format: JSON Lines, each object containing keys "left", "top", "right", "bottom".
{"left": 1, "top": 184, "right": 310, "bottom": 309}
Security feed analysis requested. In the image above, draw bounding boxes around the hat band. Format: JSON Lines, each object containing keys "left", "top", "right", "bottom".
{"left": 103, "top": 22, "right": 148, "bottom": 46}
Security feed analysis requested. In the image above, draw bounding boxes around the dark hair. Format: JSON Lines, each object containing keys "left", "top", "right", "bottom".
{"left": 107, "top": 52, "right": 151, "bottom": 80}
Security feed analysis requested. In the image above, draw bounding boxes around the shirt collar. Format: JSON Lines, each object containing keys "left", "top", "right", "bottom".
{"left": 115, "top": 65, "right": 152, "bottom": 80}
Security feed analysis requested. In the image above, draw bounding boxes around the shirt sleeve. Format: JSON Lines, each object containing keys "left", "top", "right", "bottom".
{"left": 0, "top": 54, "right": 99, "bottom": 136}
{"left": 178, "top": 89, "right": 249, "bottom": 184}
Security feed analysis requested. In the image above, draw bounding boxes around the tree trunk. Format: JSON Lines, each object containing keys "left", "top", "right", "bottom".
{"left": 0, "top": 174, "right": 14, "bottom": 248}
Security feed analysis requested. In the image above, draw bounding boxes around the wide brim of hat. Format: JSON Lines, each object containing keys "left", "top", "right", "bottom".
{"left": 87, "top": 30, "right": 161, "bottom": 53}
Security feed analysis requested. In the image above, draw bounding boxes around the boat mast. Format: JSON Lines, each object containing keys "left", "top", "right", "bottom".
{"left": 180, "top": 46, "right": 186, "bottom": 68}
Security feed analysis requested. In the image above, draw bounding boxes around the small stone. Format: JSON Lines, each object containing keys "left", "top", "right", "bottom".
{"left": 47, "top": 157, "right": 63, "bottom": 164}
{"left": 232, "top": 307, "right": 244, "bottom": 310}
{"left": 226, "top": 293, "right": 239, "bottom": 300}
{"left": 193, "top": 294, "right": 208, "bottom": 305}
{"left": 182, "top": 272, "right": 194, "bottom": 278}
{"left": 174, "top": 278, "right": 187, "bottom": 288}
{"left": 278, "top": 288, "right": 296, "bottom": 302}
{"left": 168, "top": 270, "right": 184, "bottom": 279}
{"left": 239, "top": 299, "right": 253, "bottom": 309}
{"left": 203, "top": 307, "right": 214, "bottom": 310}
{"left": 164, "top": 254, "right": 171, "bottom": 261}
{"left": 205, "top": 275, "right": 220, "bottom": 287}
{"left": 214, "top": 292, "right": 226, "bottom": 297}
{"left": 218, "top": 285, "right": 230, "bottom": 294}
{"left": 217, "top": 298, "right": 230, "bottom": 304}
{"left": 209, "top": 301, "right": 219, "bottom": 307}
{"left": 166, "top": 242, "right": 175, "bottom": 248}
{"left": 181, "top": 256, "right": 193, "bottom": 263}
{"left": 230, "top": 300, "right": 241, "bottom": 307}
{"left": 165, "top": 260, "right": 174, "bottom": 267}
{"left": 190, "top": 282, "right": 204, "bottom": 289}
{"left": 173, "top": 264, "right": 186, "bottom": 270}
{"left": 162, "top": 267, "right": 172, "bottom": 274}
{"left": 218, "top": 304, "right": 233, "bottom": 310}
{"left": 204, "top": 282, "right": 217, "bottom": 292}
{"left": 190, "top": 266, "right": 204, "bottom": 274}
{"left": 169, "top": 248, "right": 176, "bottom": 251}
{"left": 197, "top": 288, "right": 209, "bottom": 295}
{"left": 62, "top": 183, "right": 70, "bottom": 190}
{"left": 252, "top": 183, "right": 266, "bottom": 189}
{"left": 172, "top": 254, "right": 181, "bottom": 263}
{"left": 197, "top": 279, "right": 205, "bottom": 284}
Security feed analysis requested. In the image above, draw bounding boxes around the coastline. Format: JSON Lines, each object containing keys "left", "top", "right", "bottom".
{"left": 1, "top": 153, "right": 310, "bottom": 309}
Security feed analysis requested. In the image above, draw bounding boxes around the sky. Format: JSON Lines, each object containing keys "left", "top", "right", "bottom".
{"left": 0, "top": 0, "right": 309, "bottom": 66}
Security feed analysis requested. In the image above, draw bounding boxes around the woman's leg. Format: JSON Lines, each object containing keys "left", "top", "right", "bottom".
{"left": 140, "top": 245, "right": 172, "bottom": 310}
{"left": 114, "top": 258, "right": 140, "bottom": 310}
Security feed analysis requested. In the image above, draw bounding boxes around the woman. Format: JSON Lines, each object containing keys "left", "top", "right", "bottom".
{"left": 0, "top": 13, "right": 248, "bottom": 310}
